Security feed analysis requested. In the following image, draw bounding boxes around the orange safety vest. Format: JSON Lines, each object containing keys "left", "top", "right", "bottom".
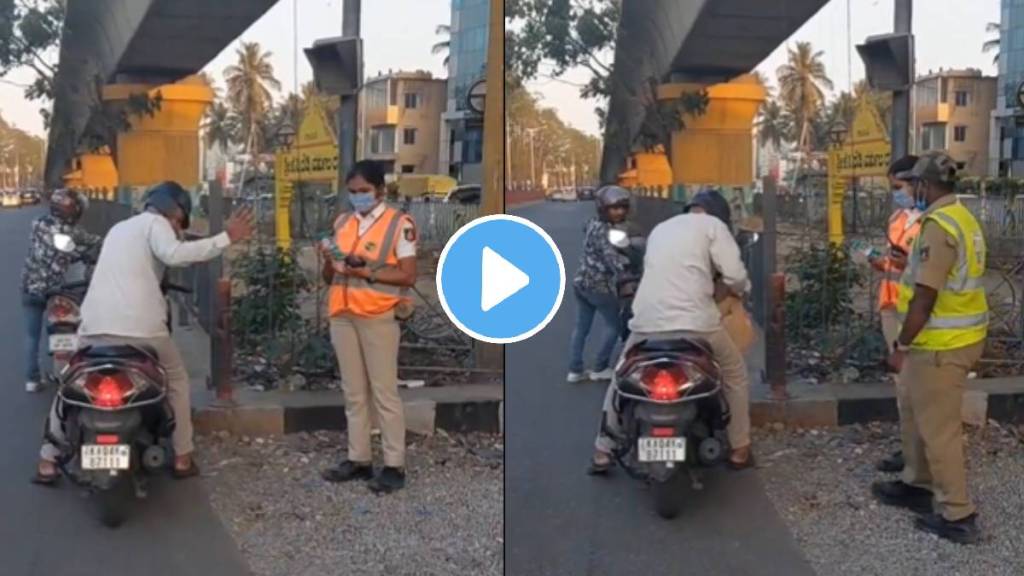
{"left": 878, "top": 209, "right": 922, "bottom": 310}
{"left": 327, "top": 206, "right": 411, "bottom": 318}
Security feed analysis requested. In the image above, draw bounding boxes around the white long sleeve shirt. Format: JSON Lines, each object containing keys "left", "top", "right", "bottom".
{"left": 79, "top": 211, "right": 231, "bottom": 339}
{"left": 629, "top": 213, "right": 751, "bottom": 334}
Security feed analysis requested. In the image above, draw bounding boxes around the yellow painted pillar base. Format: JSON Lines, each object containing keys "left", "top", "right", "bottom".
{"left": 102, "top": 76, "right": 214, "bottom": 189}
{"left": 657, "top": 75, "right": 765, "bottom": 187}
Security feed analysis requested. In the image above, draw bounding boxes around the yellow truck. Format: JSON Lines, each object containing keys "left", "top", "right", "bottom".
{"left": 397, "top": 174, "right": 457, "bottom": 200}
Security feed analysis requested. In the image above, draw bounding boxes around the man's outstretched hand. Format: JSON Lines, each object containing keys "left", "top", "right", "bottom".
{"left": 226, "top": 206, "right": 255, "bottom": 243}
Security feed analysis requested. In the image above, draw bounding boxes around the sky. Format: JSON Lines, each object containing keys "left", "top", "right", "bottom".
{"left": 0, "top": 0, "right": 451, "bottom": 136}
{"left": 526, "top": 0, "right": 1002, "bottom": 137}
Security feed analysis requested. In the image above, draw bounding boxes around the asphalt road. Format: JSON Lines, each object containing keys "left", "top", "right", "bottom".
{"left": 0, "top": 206, "right": 250, "bottom": 576}
{"left": 506, "top": 201, "right": 815, "bottom": 576}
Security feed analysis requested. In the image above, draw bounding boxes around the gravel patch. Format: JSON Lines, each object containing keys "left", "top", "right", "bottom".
{"left": 198, "top": 430, "right": 503, "bottom": 576}
{"left": 757, "top": 421, "right": 1024, "bottom": 576}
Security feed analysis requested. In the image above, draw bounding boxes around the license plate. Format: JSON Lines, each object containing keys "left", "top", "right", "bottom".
{"left": 638, "top": 437, "right": 687, "bottom": 462}
{"left": 81, "top": 445, "right": 131, "bottom": 470}
{"left": 49, "top": 334, "right": 78, "bottom": 352}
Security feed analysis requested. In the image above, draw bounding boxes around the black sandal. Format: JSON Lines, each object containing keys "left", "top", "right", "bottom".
{"left": 172, "top": 460, "right": 201, "bottom": 480}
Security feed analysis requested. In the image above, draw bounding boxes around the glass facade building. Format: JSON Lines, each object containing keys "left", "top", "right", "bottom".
{"left": 993, "top": 0, "right": 1024, "bottom": 175}
{"left": 440, "top": 0, "right": 488, "bottom": 183}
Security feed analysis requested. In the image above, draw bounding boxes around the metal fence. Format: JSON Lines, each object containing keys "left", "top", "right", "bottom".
{"left": 226, "top": 195, "right": 479, "bottom": 391}
{"left": 628, "top": 182, "right": 1024, "bottom": 388}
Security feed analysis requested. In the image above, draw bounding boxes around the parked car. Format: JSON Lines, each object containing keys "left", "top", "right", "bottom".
{"left": 20, "top": 188, "right": 40, "bottom": 205}
{"left": 2, "top": 190, "right": 21, "bottom": 208}
{"left": 549, "top": 187, "right": 578, "bottom": 202}
{"left": 577, "top": 186, "right": 596, "bottom": 201}
{"left": 445, "top": 184, "right": 481, "bottom": 205}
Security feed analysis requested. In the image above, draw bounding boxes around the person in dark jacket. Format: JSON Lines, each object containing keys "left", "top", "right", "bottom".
{"left": 20, "top": 189, "right": 100, "bottom": 392}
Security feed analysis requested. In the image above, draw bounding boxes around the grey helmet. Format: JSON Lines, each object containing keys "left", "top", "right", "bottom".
{"left": 144, "top": 181, "right": 193, "bottom": 230}
{"left": 595, "top": 185, "right": 631, "bottom": 218}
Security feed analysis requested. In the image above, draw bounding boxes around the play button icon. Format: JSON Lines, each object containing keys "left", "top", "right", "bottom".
{"left": 481, "top": 247, "right": 530, "bottom": 312}
{"left": 437, "top": 214, "right": 565, "bottom": 344}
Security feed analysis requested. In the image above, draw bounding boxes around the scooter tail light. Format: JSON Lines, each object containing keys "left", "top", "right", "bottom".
{"left": 83, "top": 374, "right": 134, "bottom": 408}
{"left": 644, "top": 367, "right": 686, "bottom": 401}
{"left": 47, "top": 296, "right": 81, "bottom": 325}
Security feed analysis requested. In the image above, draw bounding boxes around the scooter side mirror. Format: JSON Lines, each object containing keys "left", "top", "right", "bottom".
{"left": 53, "top": 233, "right": 76, "bottom": 253}
{"left": 608, "top": 228, "right": 629, "bottom": 249}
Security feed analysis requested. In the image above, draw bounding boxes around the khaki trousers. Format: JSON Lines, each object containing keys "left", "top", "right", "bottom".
{"left": 880, "top": 307, "right": 903, "bottom": 409}
{"left": 899, "top": 342, "right": 984, "bottom": 521}
{"left": 41, "top": 334, "right": 193, "bottom": 461}
{"left": 330, "top": 310, "right": 405, "bottom": 468}
{"left": 596, "top": 326, "right": 751, "bottom": 453}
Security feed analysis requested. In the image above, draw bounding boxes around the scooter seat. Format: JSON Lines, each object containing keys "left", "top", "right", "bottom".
{"left": 81, "top": 345, "right": 158, "bottom": 363}
{"left": 628, "top": 337, "right": 711, "bottom": 357}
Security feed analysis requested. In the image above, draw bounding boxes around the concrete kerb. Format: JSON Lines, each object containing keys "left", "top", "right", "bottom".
{"left": 750, "top": 376, "right": 1024, "bottom": 429}
{"left": 193, "top": 383, "right": 504, "bottom": 437}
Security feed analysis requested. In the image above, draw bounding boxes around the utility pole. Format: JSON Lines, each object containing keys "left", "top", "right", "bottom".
{"left": 338, "top": 0, "right": 362, "bottom": 208}
{"left": 891, "top": 0, "right": 913, "bottom": 160}
{"left": 525, "top": 128, "right": 539, "bottom": 187}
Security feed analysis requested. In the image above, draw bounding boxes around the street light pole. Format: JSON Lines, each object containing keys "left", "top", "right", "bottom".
{"left": 891, "top": 0, "right": 913, "bottom": 160}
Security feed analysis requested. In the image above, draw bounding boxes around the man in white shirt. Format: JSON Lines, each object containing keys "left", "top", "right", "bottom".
{"left": 589, "top": 190, "right": 755, "bottom": 473}
{"left": 34, "top": 182, "right": 253, "bottom": 484}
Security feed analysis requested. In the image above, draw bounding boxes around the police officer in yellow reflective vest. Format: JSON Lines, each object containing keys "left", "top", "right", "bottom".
{"left": 320, "top": 160, "right": 418, "bottom": 494}
{"left": 871, "top": 152, "right": 988, "bottom": 545}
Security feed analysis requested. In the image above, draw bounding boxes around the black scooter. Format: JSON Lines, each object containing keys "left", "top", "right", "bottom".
{"left": 602, "top": 227, "right": 756, "bottom": 520}
{"left": 48, "top": 233, "right": 190, "bottom": 527}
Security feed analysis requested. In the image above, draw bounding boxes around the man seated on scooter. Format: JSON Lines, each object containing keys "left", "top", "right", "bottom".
{"left": 589, "top": 189, "right": 754, "bottom": 474}
{"left": 32, "top": 182, "right": 254, "bottom": 484}
{"left": 20, "top": 189, "right": 101, "bottom": 393}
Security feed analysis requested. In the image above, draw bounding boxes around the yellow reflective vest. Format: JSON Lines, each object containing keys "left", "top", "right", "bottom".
{"left": 896, "top": 200, "right": 988, "bottom": 351}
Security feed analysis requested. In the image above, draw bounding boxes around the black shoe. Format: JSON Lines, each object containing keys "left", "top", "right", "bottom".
{"left": 876, "top": 450, "right": 905, "bottom": 473}
{"left": 871, "top": 480, "right": 933, "bottom": 514}
{"left": 914, "top": 513, "right": 981, "bottom": 545}
{"left": 321, "top": 461, "right": 373, "bottom": 483}
{"left": 368, "top": 467, "right": 406, "bottom": 494}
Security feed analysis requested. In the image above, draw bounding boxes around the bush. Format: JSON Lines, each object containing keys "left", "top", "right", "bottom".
{"left": 784, "top": 242, "right": 864, "bottom": 344}
{"left": 231, "top": 246, "right": 310, "bottom": 356}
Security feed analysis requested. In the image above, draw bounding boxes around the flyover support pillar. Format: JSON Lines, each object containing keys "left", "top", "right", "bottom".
{"left": 656, "top": 75, "right": 765, "bottom": 188}
{"left": 101, "top": 76, "right": 214, "bottom": 190}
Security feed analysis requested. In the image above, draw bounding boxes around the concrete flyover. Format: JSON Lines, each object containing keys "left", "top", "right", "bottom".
{"left": 45, "top": 0, "right": 279, "bottom": 188}
{"left": 600, "top": 0, "right": 830, "bottom": 183}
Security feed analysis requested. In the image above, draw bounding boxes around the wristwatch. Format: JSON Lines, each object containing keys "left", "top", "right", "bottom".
{"left": 368, "top": 269, "right": 379, "bottom": 284}
{"left": 893, "top": 340, "right": 910, "bottom": 353}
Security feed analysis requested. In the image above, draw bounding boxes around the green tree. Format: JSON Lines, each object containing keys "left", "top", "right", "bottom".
{"left": 506, "top": 0, "right": 618, "bottom": 101}
{"left": 202, "top": 101, "right": 238, "bottom": 150}
{"left": 776, "top": 41, "right": 833, "bottom": 157}
{"left": 224, "top": 41, "right": 281, "bottom": 155}
{"left": 757, "top": 99, "right": 790, "bottom": 150}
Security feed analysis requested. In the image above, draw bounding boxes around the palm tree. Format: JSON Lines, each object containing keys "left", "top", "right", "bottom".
{"left": 203, "top": 101, "right": 238, "bottom": 150}
{"left": 432, "top": 24, "right": 451, "bottom": 68}
{"left": 756, "top": 99, "right": 789, "bottom": 150}
{"left": 223, "top": 41, "right": 282, "bottom": 155}
{"left": 983, "top": 21, "right": 1000, "bottom": 66}
{"left": 776, "top": 41, "right": 834, "bottom": 156}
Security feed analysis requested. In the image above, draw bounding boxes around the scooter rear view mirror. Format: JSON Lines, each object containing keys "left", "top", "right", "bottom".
{"left": 53, "top": 233, "right": 76, "bottom": 253}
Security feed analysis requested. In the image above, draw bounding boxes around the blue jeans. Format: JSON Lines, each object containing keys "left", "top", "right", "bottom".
{"left": 23, "top": 294, "right": 46, "bottom": 382}
{"left": 568, "top": 287, "right": 622, "bottom": 373}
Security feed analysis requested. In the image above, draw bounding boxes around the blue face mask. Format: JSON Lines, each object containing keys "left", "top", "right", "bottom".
{"left": 893, "top": 188, "right": 914, "bottom": 210}
{"left": 350, "top": 192, "right": 377, "bottom": 214}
